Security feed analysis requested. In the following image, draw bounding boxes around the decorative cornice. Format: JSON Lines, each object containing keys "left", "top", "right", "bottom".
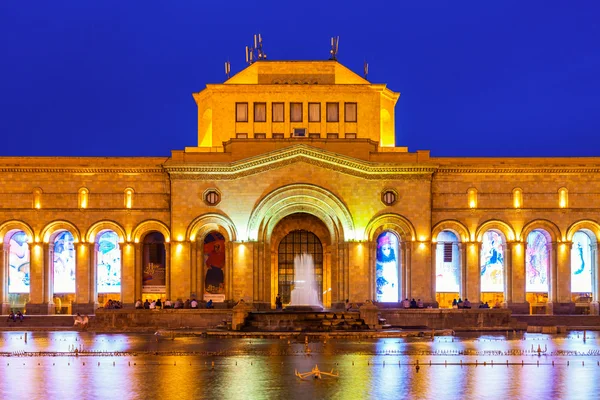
{"left": 436, "top": 166, "right": 600, "bottom": 174}
{"left": 164, "top": 145, "right": 436, "bottom": 180}
{"left": 0, "top": 167, "right": 165, "bottom": 174}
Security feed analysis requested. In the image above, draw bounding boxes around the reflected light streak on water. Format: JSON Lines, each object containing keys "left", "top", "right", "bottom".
{"left": 0, "top": 331, "right": 598, "bottom": 399}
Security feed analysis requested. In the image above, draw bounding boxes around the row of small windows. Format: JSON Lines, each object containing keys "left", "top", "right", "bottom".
{"left": 31, "top": 188, "right": 135, "bottom": 209}
{"left": 236, "top": 102, "right": 357, "bottom": 123}
{"left": 235, "top": 132, "right": 357, "bottom": 139}
{"left": 468, "top": 187, "right": 570, "bottom": 209}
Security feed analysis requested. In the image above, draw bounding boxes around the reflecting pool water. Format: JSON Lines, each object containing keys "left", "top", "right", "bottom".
{"left": 0, "top": 331, "right": 598, "bottom": 399}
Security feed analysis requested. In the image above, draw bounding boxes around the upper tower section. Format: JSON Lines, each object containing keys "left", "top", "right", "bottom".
{"left": 191, "top": 60, "right": 400, "bottom": 150}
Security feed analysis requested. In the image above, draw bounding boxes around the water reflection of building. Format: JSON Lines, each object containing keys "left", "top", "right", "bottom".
{"left": 0, "top": 60, "right": 598, "bottom": 315}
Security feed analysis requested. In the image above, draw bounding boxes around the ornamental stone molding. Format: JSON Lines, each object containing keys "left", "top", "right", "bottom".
{"left": 164, "top": 144, "right": 436, "bottom": 180}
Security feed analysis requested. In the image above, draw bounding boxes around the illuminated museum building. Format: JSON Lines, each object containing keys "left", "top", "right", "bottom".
{"left": 1, "top": 60, "right": 599, "bottom": 316}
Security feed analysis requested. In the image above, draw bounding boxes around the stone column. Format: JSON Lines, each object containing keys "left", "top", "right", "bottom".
{"left": 0, "top": 244, "right": 9, "bottom": 314}
{"left": 549, "top": 241, "right": 575, "bottom": 314}
{"left": 504, "top": 242, "right": 513, "bottom": 304}
{"left": 403, "top": 241, "right": 412, "bottom": 302}
{"left": 190, "top": 240, "right": 197, "bottom": 298}
{"left": 134, "top": 242, "right": 142, "bottom": 301}
{"left": 465, "top": 242, "right": 481, "bottom": 308}
{"left": 26, "top": 243, "right": 53, "bottom": 314}
{"left": 72, "top": 242, "right": 95, "bottom": 315}
{"left": 430, "top": 241, "right": 438, "bottom": 307}
{"left": 508, "top": 241, "right": 529, "bottom": 314}
{"left": 459, "top": 242, "right": 467, "bottom": 302}
{"left": 121, "top": 243, "right": 136, "bottom": 307}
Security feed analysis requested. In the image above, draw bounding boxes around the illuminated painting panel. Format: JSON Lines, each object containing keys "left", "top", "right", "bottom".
{"left": 8, "top": 231, "right": 30, "bottom": 293}
{"left": 436, "top": 231, "right": 460, "bottom": 292}
{"left": 571, "top": 231, "right": 592, "bottom": 293}
{"left": 97, "top": 231, "right": 121, "bottom": 293}
{"left": 142, "top": 232, "right": 166, "bottom": 293}
{"left": 53, "top": 231, "right": 76, "bottom": 293}
{"left": 376, "top": 231, "right": 399, "bottom": 302}
{"left": 526, "top": 230, "right": 549, "bottom": 292}
{"left": 480, "top": 230, "right": 504, "bottom": 292}
{"left": 204, "top": 232, "right": 226, "bottom": 301}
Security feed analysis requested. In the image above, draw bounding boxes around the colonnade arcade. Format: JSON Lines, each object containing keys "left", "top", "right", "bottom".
{"left": 1, "top": 198, "right": 599, "bottom": 315}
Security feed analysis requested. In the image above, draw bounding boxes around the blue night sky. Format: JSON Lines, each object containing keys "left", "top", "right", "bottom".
{"left": 1, "top": 1, "right": 599, "bottom": 157}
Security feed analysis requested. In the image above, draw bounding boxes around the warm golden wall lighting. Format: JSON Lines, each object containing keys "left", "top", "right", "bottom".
{"left": 512, "top": 188, "right": 522, "bottom": 209}
{"left": 468, "top": 188, "right": 478, "bottom": 208}
{"left": 33, "top": 188, "right": 42, "bottom": 209}
{"left": 78, "top": 187, "right": 89, "bottom": 209}
{"left": 124, "top": 188, "right": 134, "bottom": 209}
{"left": 558, "top": 187, "right": 568, "bottom": 208}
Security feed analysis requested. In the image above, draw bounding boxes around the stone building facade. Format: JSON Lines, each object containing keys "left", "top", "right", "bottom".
{"left": 1, "top": 60, "right": 598, "bottom": 315}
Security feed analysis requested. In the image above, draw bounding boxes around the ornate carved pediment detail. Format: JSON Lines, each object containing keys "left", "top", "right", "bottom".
{"left": 165, "top": 145, "right": 436, "bottom": 181}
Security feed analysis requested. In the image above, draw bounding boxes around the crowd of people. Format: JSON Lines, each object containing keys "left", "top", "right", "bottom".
{"left": 451, "top": 298, "right": 502, "bottom": 309}
{"left": 103, "top": 299, "right": 123, "bottom": 309}
{"left": 134, "top": 298, "right": 215, "bottom": 310}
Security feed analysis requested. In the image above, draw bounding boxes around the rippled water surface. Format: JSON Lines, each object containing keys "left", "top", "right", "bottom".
{"left": 0, "top": 331, "right": 599, "bottom": 399}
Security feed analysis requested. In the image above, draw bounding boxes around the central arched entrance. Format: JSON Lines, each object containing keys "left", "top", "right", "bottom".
{"left": 278, "top": 230, "right": 324, "bottom": 304}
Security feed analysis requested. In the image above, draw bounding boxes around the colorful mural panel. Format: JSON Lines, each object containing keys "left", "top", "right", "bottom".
{"left": 480, "top": 230, "right": 504, "bottom": 292}
{"left": 376, "top": 231, "right": 399, "bottom": 302}
{"left": 571, "top": 231, "right": 592, "bottom": 293}
{"left": 526, "top": 230, "right": 549, "bottom": 292}
{"left": 8, "top": 231, "right": 30, "bottom": 293}
{"left": 53, "top": 231, "right": 76, "bottom": 293}
{"left": 204, "top": 232, "right": 225, "bottom": 299}
{"left": 97, "top": 231, "right": 121, "bottom": 293}
{"left": 436, "top": 231, "right": 460, "bottom": 293}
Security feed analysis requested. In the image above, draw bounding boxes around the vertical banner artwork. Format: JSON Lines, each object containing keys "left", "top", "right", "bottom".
{"left": 526, "top": 231, "right": 549, "bottom": 292}
{"left": 376, "top": 231, "right": 399, "bottom": 302}
{"left": 571, "top": 231, "right": 592, "bottom": 293}
{"left": 8, "top": 231, "right": 30, "bottom": 293}
{"left": 53, "top": 231, "right": 76, "bottom": 293}
{"left": 204, "top": 232, "right": 226, "bottom": 302}
{"left": 480, "top": 230, "right": 504, "bottom": 292}
{"left": 435, "top": 231, "right": 460, "bottom": 293}
{"left": 142, "top": 232, "right": 166, "bottom": 293}
{"left": 97, "top": 231, "right": 121, "bottom": 293}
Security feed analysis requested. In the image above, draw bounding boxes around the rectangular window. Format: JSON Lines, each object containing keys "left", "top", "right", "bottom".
{"left": 443, "top": 243, "right": 453, "bottom": 263}
{"left": 308, "top": 103, "right": 321, "bottom": 122}
{"left": 290, "top": 102, "right": 303, "bottom": 122}
{"left": 236, "top": 133, "right": 248, "bottom": 139}
{"left": 272, "top": 103, "right": 284, "bottom": 122}
{"left": 254, "top": 103, "right": 266, "bottom": 122}
{"left": 254, "top": 133, "right": 266, "bottom": 139}
{"left": 273, "top": 133, "right": 284, "bottom": 139}
{"left": 326, "top": 102, "right": 339, "bottom": 122}
{"left": 345, "top": 133, "right": 357, "bottom": 139}
{"left": 327, "top": 133, "right": 339, "bottom": 139}
{"left": 345, "top": 102, "right": 357, "bottom": 122}
{"left": 236, "top": 103, "right": 248, "bottom": 122}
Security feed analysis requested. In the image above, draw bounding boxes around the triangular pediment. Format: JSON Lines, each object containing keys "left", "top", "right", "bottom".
{"left": 164, "top": 145, "right": 435, "bottom": 180}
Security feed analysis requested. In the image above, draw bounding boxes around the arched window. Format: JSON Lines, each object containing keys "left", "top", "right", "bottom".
{"left": 435, "top": 231, "right": 460, "bottom": 307}
{"left": 78, "top": 187, "right": 89, "bottom": 209}
{"left": 513, "top": 188, "right": 523, "bottom": 209}
{"left": 7, "top": 230, "right": 30, "bottom": 294}
{"left": 467, "top": 188, "right": 478, "bottom": 208}
{"left": 375, "top": 231, "right": 399, "bottom": 303}
{"left": 278, "top": 230, "right": 323, "bottom": 304}
{"left": 480, "top": 230, "right": 504, "bottom": 293}
{"left": 558, "top": 187, "right": 568, "bottom": 208}
{"left": 97, "top": 231, "right": 121, "bottom": 305}
{"left": 124, "top": 188, "right": 134, "bottom": 209}
{"left": 33, "top": 188, "right": 42, "bottom": 209}
{"left": 526, "top": 230, "right": 549, "bottom": 293}
{"left": 53, "top": 231, "right": 76, "bottom": 294}
{"left": 204, "top": 231, "right": 226, "bottom": 300}
{"left": 571, "top": 231, "right": 593, "bottom": 295}
{"left": 142, "top": 232, "right": 166, "bottom": 296}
